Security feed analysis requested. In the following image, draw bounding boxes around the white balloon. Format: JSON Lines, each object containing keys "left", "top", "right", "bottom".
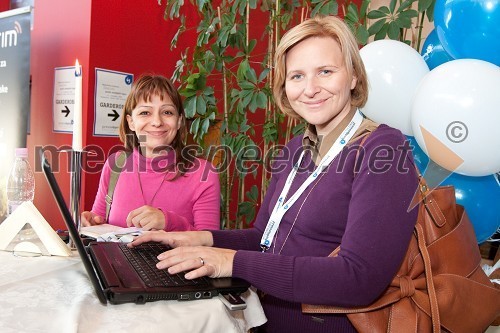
{"left": 360, "top": 40, "right": 429, "bottom": 135}
{"left": 411, "top": 59, "right": 500, "bottom": 177}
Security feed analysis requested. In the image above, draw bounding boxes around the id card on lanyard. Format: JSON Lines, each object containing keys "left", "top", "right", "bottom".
{"left": 260, "top": 110, "right": 364, "bottom": 252}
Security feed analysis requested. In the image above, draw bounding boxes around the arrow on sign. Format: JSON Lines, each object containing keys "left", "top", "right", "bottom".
{"left": 108, "top": 109, "right": 120, "bottom": 121}
{"left": 62, "top": 105, "right": 70, "bottom": 117}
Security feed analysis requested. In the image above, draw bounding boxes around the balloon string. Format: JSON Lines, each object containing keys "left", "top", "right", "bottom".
{"left": 486, "top": 227, "right": 500, "bottom": 243}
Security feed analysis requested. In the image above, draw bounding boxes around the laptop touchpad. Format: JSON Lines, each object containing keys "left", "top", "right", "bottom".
{"left": 89, "top": 242, "right": 144, "bottom": 288}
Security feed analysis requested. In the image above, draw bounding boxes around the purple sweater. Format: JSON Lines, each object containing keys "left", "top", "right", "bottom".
{"left": 212, "top": 125, "right": 419, "bottom": 332}
{"left": 91, "top": 149, "right": 220, "bottom": 231}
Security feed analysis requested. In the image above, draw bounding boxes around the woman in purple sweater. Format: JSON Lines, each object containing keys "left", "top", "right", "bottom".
{"left": 131, "top": 16, "right": 419, "bottom": 332}
{"left": 81, "top": 75, "right": 220, "bottom": 231}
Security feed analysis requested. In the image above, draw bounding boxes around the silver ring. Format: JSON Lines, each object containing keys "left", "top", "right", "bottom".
{"left": 199, "top": 257, "right": 205, "bottom": 266}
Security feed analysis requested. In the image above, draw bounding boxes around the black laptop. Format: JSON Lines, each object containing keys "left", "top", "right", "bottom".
{"left": 41, "top": 150, "right": 249, "bottom": 305}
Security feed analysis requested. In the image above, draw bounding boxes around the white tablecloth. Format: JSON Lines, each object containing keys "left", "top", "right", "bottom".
{"left": 0, "top": 251, "right": 266, "bottom": 333}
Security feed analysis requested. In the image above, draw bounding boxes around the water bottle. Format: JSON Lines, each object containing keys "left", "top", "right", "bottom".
{"left": 6, "top": 148, "right": 35, "bottom": 239}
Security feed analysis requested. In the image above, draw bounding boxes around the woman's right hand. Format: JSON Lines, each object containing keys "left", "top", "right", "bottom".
{"left": 81, "top": 211, "right": 105, "bottom": 227}
{"left": 129, "top": 230, "right": 214, "bottom": 249}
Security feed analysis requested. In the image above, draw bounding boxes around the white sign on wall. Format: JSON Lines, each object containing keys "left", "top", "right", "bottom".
{"left": 52, "top": 66, "right": 76, "bottom": 133}
{"left": 93, "top": 68, "right": 133, "bottom": 137}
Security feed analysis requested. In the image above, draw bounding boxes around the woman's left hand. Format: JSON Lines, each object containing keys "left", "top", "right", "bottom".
{"left": 126, "top": 205, "right": 166, "bottom": 230}
{"left": 156, "top": 246, "right": 236, "bottom": 279}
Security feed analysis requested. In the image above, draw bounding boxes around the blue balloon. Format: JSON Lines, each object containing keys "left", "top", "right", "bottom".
{"left": 406, "top": 136, "right": 499, "bottom": 244}
{"left": 441, "top": 173, "right": 500, "bottom": 244}
{"left": 421, "top": 29, "right": 454, "bottom": 70}
{"left": 434, "top": 0, "right": 500, "bottom": 66}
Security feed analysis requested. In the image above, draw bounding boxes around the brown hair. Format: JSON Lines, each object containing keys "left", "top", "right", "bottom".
{"left": 272, "top": 15, "right": 369, "bottom": 119}
{"left": 119, "top": 74, "right": 192, "bottom": 176}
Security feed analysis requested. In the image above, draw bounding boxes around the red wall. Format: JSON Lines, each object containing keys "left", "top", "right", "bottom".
{"left": 83, "top": 1, "right": 193, "bottom": 217}
{"left": 27, "top": 0, "right": 92, "bottom": 230}
{"left": 27, "top": 0, "right": 188, "bottom": 230}
{"left": 0, "top": 0, "right": 9, "bottom": 11}
{"left": 24, "top": 0, "right": 360, "bottom": 230}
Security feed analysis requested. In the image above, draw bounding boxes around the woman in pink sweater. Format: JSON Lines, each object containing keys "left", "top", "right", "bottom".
{"left": 81, "top": 75, "right": 220, "bottom": 231}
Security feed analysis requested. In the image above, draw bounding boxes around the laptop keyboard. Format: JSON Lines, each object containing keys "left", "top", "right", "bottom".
{"left": 119, "top": 242, "right": 209, "bottom": 288}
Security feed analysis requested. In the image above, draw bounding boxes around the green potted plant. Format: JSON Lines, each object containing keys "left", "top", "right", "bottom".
{"left": 157, "top": 0, "right": 435, "bottom": 229}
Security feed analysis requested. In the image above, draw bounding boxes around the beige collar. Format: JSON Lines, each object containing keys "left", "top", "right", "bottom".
{"left": 302, "top": 109, "right": 379, "bottom": 165}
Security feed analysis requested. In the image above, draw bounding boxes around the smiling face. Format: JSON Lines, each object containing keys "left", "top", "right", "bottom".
{"left": 126, "top": 93, "right": 182, "bottom": 158}
{"left": 284, "top": 36, "right": 357, "bottom": 136}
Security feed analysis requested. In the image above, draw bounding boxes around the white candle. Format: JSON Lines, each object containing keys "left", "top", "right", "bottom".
{"left": 73, "top": 59, "right": 83, "bottom": 152}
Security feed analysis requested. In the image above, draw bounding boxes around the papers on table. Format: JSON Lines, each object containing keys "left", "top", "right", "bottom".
{"left": 80, "top": 225, "right": 143, "bottom": 243}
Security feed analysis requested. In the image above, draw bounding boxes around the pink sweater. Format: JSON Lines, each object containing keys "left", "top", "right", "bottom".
{"left": 91, "top": 149, "right": 220, "bottom": 231}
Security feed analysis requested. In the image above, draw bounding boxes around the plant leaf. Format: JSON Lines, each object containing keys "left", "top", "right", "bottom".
{"left": 367, "top": 9, "right": 388, "bottom": 19}
{"left": 396, "top": 0, "right": 414, "bottom": 13}
{"left": 311, "top": 1, "right": 338, "bottom": 17}
{"left": 419, "top": 0, "right": 434, "bottom": 12}
{"left": 368, "top": 18, "right": 386, "bottom": 35}
{"left": 374, "top": 22, "right": 389, "bottom": 40}
{"left": 195, "top": 0, "right": 209, "bottom": 12}
{"left": 356, "top": 26, "right": 370, "bottom": 45}
{"left": 292, "top": 121, "right": 306, "bottom": 136}
{"left": 196, "top": 95, "right": 207, "bottom": 115}
{"left": 398, "top": 9, "right": 418, "bottom": 19}
{"left": 237, "top": 59, "right": 250, "bottom": 81}
{"left": 184, "top": 96, "right": 197, "bottom": 118}
{"left": 247, "top": 68, "right": 258, "bottom": 84}
{"left": 201, "top": 117, "right": 210, "bottom": 136}
{"left": 191, "top": 117, "right": 200, "bottom": 136}
{"left": 239, "top": 80, "right": 255, "bottom": 90}
{"left": 345, "top": 4, "right": 358, "bottom": 23}
{"left": 166, "top": 0, "right": 184, "bottom": 19}
{"left": 241, "top": 90, "right": 254, "bottom": 107}
{"left": 396, "top": 15, "right": 412, "bottom": 29}
{"left": 258, "top": 68, "right": 271, "bottom": 82}
{"left": 248, "top": 185, "right": 259, "bottom": 201}
{"left": 387, "top": 21, "right": 400, "bottom": 40}
{"left": 256, "top": 91, "right": 267, "bottom": 109}
{"left": 426, "top": 2, "right": 435, "bottom": 21}
{"left": 360, "top": 0, "right": 370, "bottom": 18}
{"left": 238, "top": 201, "right": 256, "bottom": 224}
{"left": 389, "top": 0, "right": 397, "bottom": 13}
{"left": 249, "top": 93, "right": 258, "bottom": 113}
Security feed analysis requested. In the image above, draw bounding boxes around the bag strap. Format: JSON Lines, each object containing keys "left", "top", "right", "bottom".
{"left": 415, "top": 223, "right": 441, "bottom": 333}
{"left": 353, "top": 136, "right": 444, "bottom": 331}
{"left": 413, "top": 169, "right": 447, "bottom": 228}
{"left": 303, "top": 135, "right": 447, "bottom": 331}
{"left": 105, "top": 150, "right": 131, "bottom": 222}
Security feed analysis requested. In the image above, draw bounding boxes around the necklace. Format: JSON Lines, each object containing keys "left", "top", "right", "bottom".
{"left": 136, "top": 162, "right": 170, "bottom": 206}
{"left": 272, "top": 167, "right": 328, "bottom": 255}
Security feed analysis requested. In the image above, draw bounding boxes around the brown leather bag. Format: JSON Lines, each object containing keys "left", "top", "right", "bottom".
{"left": 302, "top": 172, "right": 500, "bottom": 332}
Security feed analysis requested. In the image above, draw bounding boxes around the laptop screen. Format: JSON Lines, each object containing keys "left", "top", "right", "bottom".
{"left": 40, "top": 150, "right": 108, "bottom": 304}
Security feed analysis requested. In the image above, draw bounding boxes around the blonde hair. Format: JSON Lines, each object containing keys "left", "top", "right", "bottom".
{"left": 272, "top": 16, "right": 368, "bottom": 119}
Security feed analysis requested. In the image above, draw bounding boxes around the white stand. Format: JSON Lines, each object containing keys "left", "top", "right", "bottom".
{"left": 69, "top": 150, "right": 83, "bottom": 249}
{"left": 0, "top": 201, "right": 71, "bottom": 256}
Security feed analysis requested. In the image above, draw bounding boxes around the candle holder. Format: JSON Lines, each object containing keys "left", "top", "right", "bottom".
{"left": 69, "top": 150, "right": 83, "bottom": 249}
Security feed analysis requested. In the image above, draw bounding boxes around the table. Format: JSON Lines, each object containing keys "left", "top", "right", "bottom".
{"left": 0, "top": 251, "right": 267, "bottom": 333}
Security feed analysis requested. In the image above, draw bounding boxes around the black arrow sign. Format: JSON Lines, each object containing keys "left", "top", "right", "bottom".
{"left": 61, "top": 105, "right": 70, "bottom": 117}
{"left": 108, "top": 109, "right": 120, "bottom": 121}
